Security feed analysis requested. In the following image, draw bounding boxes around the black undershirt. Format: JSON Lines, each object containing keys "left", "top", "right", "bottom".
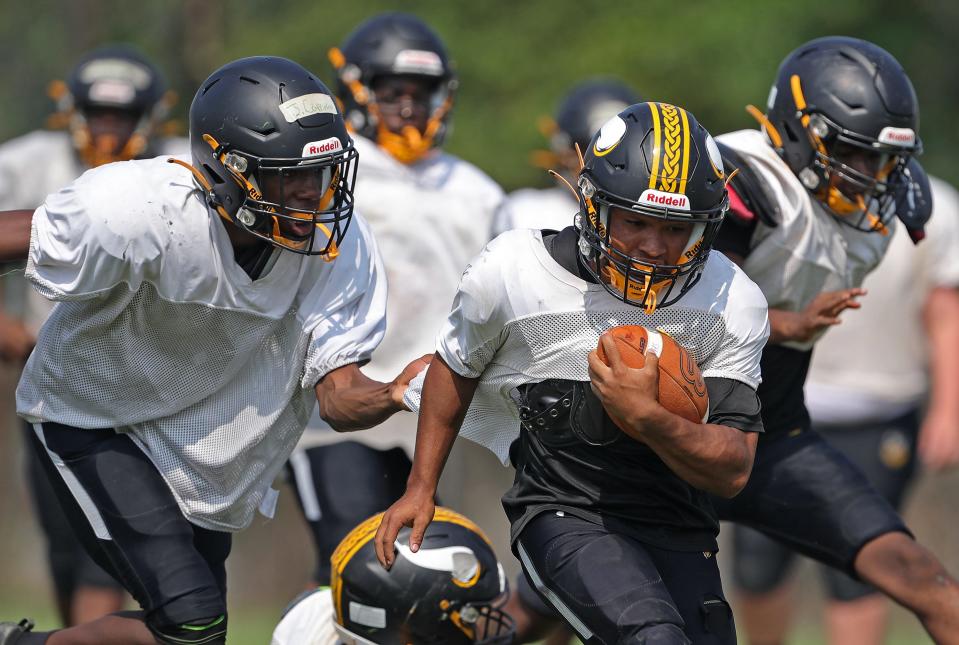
{"left": 502, "top": 229, "right": 764, "bottom": 552}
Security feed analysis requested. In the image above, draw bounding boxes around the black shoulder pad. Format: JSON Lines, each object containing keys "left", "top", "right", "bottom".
{"left": 717, "top": 142, "right": 779, "bottom": 228}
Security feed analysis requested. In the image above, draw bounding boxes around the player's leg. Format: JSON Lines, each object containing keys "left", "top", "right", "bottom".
{"left": 729, "top": 525, "right": 797, "bottom": 645}
{"left": 288, "top": 442, "right": 411, "bottom": 585}
{"left": 815, "top": 416, "right": 920, "bottom": 645}
{"left": 17, "top": 422, "right": 231, "bottom": 645}
{"left": 515, "top": 511, "right": 699, "bottom": 644}
{"left": 716, "top": 430, "right": 959, "bottom": 643}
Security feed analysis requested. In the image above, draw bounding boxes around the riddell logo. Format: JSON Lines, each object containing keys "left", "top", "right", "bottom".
{"left": 639, "top": 189, "right": 689, "bottom": 211}
{"left": 302, "top": 137, "right": 343, "bottom": 157}
{"left": 878, "top": 127, "right": 916, "bottom": 147}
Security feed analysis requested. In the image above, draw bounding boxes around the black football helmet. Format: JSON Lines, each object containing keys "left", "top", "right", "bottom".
{"left": 331, "top": 508, "right": 514, "bottom": 645}
{"left": 576, "top": 102, "right": 728, "bottom": 313}
{"left": 49, "top": 45, "right": 172, "bottom": 167}
{"left": 184, "top": 56, "right": 358, "bottom": 258}
{"left": 753, "top": 36, "right": 921, "bottom": 233}
{"left": 329, "top": 12, "right": 457, "bottom": 164}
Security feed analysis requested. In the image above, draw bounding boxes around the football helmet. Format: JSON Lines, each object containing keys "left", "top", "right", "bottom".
{"left": 533, "top": 79, "right": 641, "bottom": 174}
{"left": 576, "top": 102, "right": 728, "bottom": 313}
{"left": 331, "top": 508, "right": 514, "bottom": 645}
{"left": 49, "top": 45, "right": 172, "bottom": 167}
{"left": 752, "top": 36, "right": 921, "bottom": 232}
{"left": 183, "top": 56, "right": 358, "bottom": 258}
{"left": 329, "top": 13, "right": 457, "bottom": 164}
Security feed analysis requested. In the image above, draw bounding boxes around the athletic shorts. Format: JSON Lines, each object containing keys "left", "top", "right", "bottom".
{"left": 29, "top": 422, "right": 231, "bottom": 643}
{"left": 713, "top": 428, "right": 911, "bottom": 579}
{"left": 730, "top": 410, "right": 919, "bottom": 601}
{"left": 287, "top": 442, "right": 412, "bottom": 584}
{"left": 514, "top": 511, "right": 735, "bottom": 644}
{"left": 22, "top": 421, "right": 124, "bottom": 597}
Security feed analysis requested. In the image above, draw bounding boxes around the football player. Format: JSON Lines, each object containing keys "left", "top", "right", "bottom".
{"left": 493, "top": 78, "right": 640, "bottom": 235}
{"left": 707, "top": 36, "right": 959, "bottom": 642}
{"left": 287, "top": 12, "right": 506, "bottom": 589}
{"left": 733, "top": 173, "right": 959, "bottom": 645}
{"left": 0, "top": 56, "right": 426, "bottom": 645}
{"left": 375, "top": 101, "right": 771, "bottom": 643}
{"left": 271, "top": 507, "right": 514, "bottom": 645}
{"left": 0, "top": 44, "right": 185, "bottom": 627}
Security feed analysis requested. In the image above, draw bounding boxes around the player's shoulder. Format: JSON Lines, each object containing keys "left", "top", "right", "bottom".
{"left": 699, "top": 251, "right": 769, "bottom": 334}
{"left": 0, "top": 129, "right": 72, "bottom": 160}
{"left": 433, "top": 151, "right": 504, "bottom": 198}
{"left": 271, "top": 587, "right": 337, "bottom": 645}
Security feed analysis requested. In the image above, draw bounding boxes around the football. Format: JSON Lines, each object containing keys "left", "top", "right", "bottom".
{"left": 596, "top": 325, "right": 709, "bottom": 424}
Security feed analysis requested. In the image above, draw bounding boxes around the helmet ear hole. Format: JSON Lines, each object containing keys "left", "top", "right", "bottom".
{"left": 201, "top": 163, "right": 225, "bottom": 185}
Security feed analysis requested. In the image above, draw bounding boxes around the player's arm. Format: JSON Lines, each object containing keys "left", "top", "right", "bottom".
{"left": 919, "top": 286, "right": 959, "bottom": 470}
{"left": 315, "top": 354, "right": 431, "bottom": 432}
{"left": 373, "top": 354, "right": 479, "bottom": 568}
{"left": 0, "top": 209, "right": 32, "bottom": 262}
{"left": 588, "top": 333, "right": 758, "bottom": 497}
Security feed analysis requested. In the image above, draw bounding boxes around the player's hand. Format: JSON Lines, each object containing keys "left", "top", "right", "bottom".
{"left": 374, "top": 488, "right": 435, "bottom": 569}
{"left": 587, "top": 332, "right": 660, "bottom": 435}
{"left": 793, "top": 288, "right": 866, "bottom": 342}
{"left": 0, "top": 314, "right": 34, "bottom": 364}
{"left": 918, "top": 407, "right": 959, "bottom": 471}
{"left": 390, "top": 353, "right": 432, "bottom": 410}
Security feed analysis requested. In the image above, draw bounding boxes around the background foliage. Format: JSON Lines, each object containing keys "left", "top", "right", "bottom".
{"left": 1, "top": 0, "right": 957, "bottom": 191}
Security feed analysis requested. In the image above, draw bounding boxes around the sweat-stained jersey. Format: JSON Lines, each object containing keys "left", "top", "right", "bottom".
{"left": 16, "top": 155, "right": 387, "bottom": 531}
{"left": 715, "top": 129, "right": 895, "bottom": 352}
{"left": 300, "top": 133, "right": 505, "bottom": 455}
{"left": 404, "top": 228, "right": 769, "bottom": 461}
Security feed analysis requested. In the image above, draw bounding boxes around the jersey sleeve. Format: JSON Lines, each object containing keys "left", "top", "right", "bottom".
{"left": 704, "top": 377, "right": 764, "bottom": 433}
{"left": 26, "top": 166, "right": 164, "bottom": 301}
{"left": 434, "top": 238, "right": 511, "bottom": 379}
{"left": 301, "top": 217, "right": 388, "bottom": 387}
{"left": 701, "top": 262, "right": 770, "bottom": 389}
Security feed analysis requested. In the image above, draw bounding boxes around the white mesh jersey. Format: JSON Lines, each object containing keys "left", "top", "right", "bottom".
{"left": 16, "top": 155, "right": 387, "bottom": 531}
{"left": 404, "top": 229, "right": 770, "bottom": 463}
{"left": 0, "top": 130, "right": 190, "bottom": 332}
{"left": 272, "top": 588, "right": 339, "bottom": 645}
{"left": 806, "top": 176, "right": 959, "bottom": 421}
{"left": 717, "top": 129, "right": 895, "bottom": 351}
{"left": 301, "top": 134, "right": 504, "bottom": 455}
{"left": 492, "top": 186, "right": 578, "bottom": 237}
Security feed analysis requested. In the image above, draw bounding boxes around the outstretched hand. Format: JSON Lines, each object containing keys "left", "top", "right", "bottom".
{"left": 374, "top": 488, "right": 435, "bottom": 569}
{"left": 776, "top": 288, "right": 866, "bottom": 343}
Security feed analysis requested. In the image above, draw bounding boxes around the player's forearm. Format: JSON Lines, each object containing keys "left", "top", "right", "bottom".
{"left": 406, "top": 355, "right": 479, "bottom": 496}
{"left": 315, "top": 370, "right": 402, "bottom": 432}
{"left": 0, "top": 209, "right": 32, "bottom": 263}
{"left": 632, "top": 407, "right": 756, "bottom": 497}
{"left": 924, "top": 287, "right": 959, "bottom": 417}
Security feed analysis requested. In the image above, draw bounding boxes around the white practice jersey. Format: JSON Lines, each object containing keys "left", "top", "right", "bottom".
{"left": 0, "top": 130, "right": 189, "bottom": 332}
{"left": 717, "top": 129, "right": 895, "bottom": 351}
{"left": 404, "top": 229, "right": 770, "bottom": 463}
{"left": 16, "top": 155, "right": 387, "bottom": 531}
{"left": 492, "top": 185, "right": 579, "bottom": 236}
{"left": 806, "top": 176, "right": 959, "bottom": 422}
{"left": 302, "top": 134, "right": 504, "bottom": 455}
{"left": 272, "top": 588, "right": 339, "bottom": 645}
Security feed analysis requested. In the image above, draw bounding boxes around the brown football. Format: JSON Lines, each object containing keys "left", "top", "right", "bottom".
{"left": 596, "top": 325, "right": 709, "bottom": 425}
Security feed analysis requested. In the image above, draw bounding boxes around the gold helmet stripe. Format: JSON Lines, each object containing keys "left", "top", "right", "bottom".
{"left": 657, "top": 103, "right": 683, "bottom": 193}
{"left": 647, "top": 102, "right": 662, "bottom": 189}
{"left": 330, "top": 512, "right": 385, "bottom": 625}
{"left": 678, "top": 106, "right": 691, "bottom": 195}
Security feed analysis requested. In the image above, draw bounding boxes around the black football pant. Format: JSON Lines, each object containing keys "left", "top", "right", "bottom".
{"left": 29, "top": 422, "right": 230, "bottom": 644}
{"left": 713, "top": 429, "right": 910, "bottom": 582}
{"left": 515, "top": 511, "right": 735, "bottom": 644}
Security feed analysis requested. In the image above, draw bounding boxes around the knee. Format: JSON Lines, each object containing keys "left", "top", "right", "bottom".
{"left": 148, "top": 613, "right": 227, "bottom": 645}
